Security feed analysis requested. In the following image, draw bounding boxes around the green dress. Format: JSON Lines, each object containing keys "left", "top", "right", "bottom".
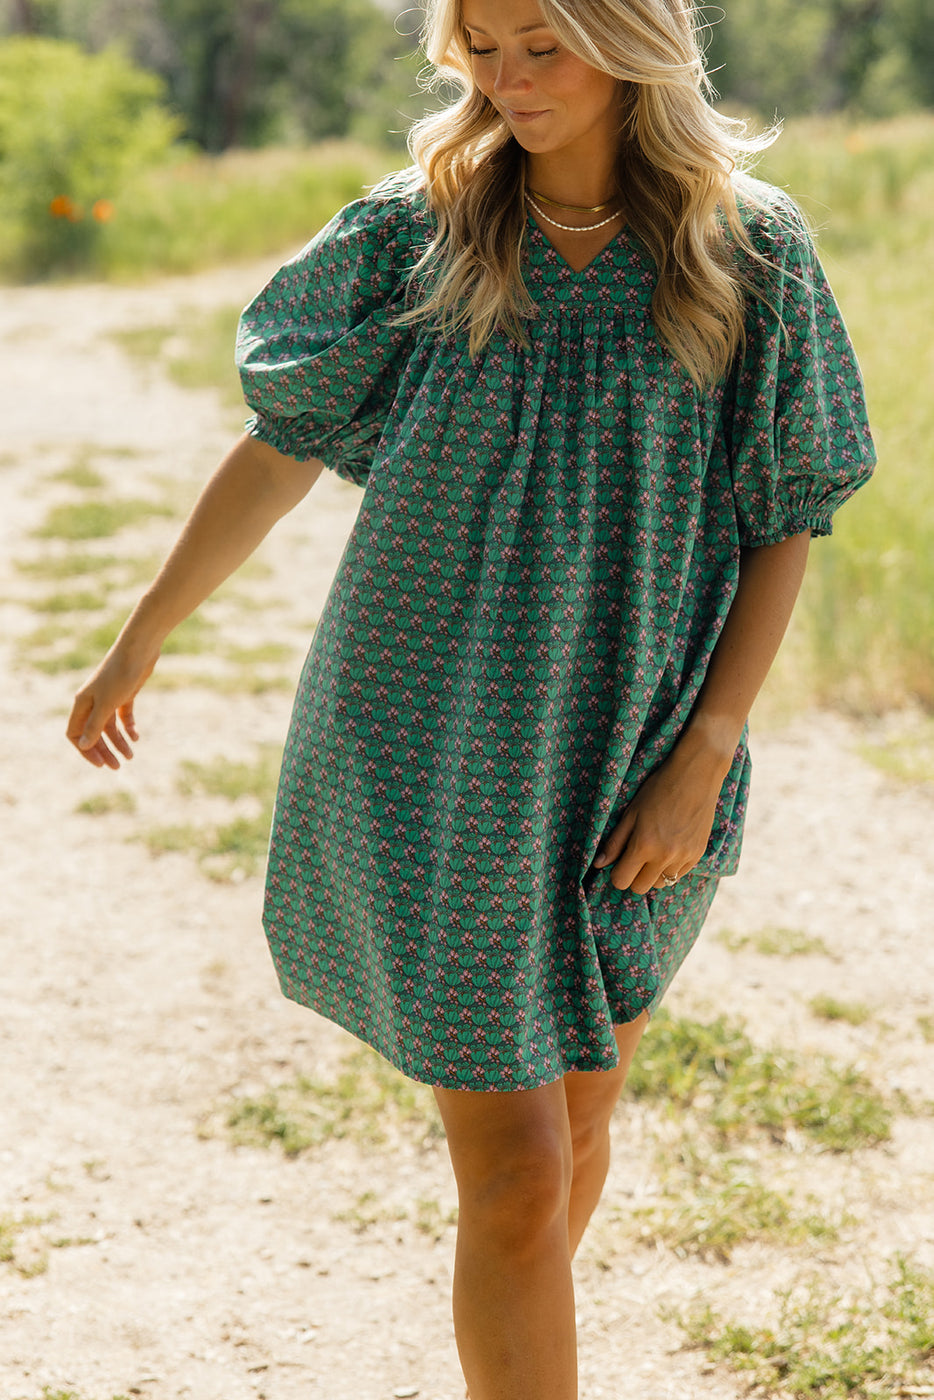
{"left": 236, "top": 174, "right": 874, "bottom": 1090}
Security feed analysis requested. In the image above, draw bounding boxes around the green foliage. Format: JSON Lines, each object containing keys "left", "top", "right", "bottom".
{"left": 706, "top": 0, "right": 933, "bottom": 118}
{"left": 141, "top": 745, "right": 280, "bottom": 880}
{"left": 678, "top": 1256, "right": 934, "bottom": 1398}
{"left": 32, "top": 496, "right": 174, "bottom": 541}
{"left": 716, "top": 926, "right": 834, "bottom": 958}
{"left": 809, "top": 996, "right": 873, "bottom": 1026}
{"left": 220, "top": 1047, "right": 444, "bottom": 1155}
{"left": 84, "top": 141, "right": 395, "bottom": 280}
{"left": 635, "top": 1142, "right": 840, "bottom": 1260}
{"left": 626, "top": 1011, "right": 893, "bottom": 1151}
{"left": 758, "top": 115, "right": 934, "bottom": 711}
{"left": 0, "top": 37, "right": 180, "bottom": 277}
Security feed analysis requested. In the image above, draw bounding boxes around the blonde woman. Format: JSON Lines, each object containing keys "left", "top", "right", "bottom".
{"left": 68, "top": 0, "right": 874, "bottom": 1395}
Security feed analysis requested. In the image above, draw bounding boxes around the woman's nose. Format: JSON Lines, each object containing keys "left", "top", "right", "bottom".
{"left": 494, "top": 56, "right": 533, "bottom": 101}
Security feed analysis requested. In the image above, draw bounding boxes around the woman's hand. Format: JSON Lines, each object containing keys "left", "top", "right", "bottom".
{"left": 592, "top": 729, "right": 732, "bottom": 894}
{"left": 66, "top": 640, "right": 160, "bottom": 770}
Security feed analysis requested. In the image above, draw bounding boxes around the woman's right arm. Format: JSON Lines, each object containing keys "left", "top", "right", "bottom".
{"left": 66, "top": 433, "right": 324, "bottom": 770}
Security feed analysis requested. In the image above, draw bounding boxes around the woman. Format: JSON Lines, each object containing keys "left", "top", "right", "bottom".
{"left": 67, "top": 0, "right": 875, "bottom": 1395}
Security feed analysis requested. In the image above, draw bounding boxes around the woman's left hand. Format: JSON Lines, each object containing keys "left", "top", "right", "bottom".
{"left": 592, "top": 729, "right": 734, "bottom": 895}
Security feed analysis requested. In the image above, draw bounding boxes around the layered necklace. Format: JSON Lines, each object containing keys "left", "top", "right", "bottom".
{"left": 526, "top": 186, "right": 623, "bottom": 233}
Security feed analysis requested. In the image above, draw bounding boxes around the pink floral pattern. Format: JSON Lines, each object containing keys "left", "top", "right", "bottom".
{"left": 236, "top": 178, "right": 874, "bottom": 1090}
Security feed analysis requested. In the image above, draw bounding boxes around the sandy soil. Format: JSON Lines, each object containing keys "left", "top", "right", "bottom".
{"left": 1, "top": 256, "right": 932, "bottom": 1400}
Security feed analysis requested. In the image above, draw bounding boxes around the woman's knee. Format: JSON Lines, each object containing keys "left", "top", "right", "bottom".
{"left": 460, "top": 1124, "right": 572, "bottom": 1249}
{"left": 435, "top": 1087, "right": 573, "bottom": 1250}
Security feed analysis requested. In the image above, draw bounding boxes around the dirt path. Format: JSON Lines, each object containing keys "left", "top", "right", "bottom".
{"left": 1, "top": 258, "right": 932, "bottom": 1400}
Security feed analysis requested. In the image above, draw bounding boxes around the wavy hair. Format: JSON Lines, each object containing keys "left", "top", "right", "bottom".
{"left": 397, "top": 0, "right": 781, "bottom": 385}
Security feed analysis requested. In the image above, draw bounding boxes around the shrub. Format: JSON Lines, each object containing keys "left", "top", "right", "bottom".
{"left": 0, "top": 37, "right": 180, "bottom": 277}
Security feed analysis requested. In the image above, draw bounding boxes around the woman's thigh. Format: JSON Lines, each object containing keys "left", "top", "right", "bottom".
{"left": 563, "top": 1012, "right": 649, "bottom": 1145}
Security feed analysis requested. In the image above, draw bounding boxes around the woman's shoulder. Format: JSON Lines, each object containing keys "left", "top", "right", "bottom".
{"left": 318, "top": 168, "right": 435, "bottom": 263}
{"left": 731, "top": 174, "right": 814, "bottom": 263}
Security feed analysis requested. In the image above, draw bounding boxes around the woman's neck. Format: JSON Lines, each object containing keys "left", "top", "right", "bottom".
{"left": 525, "top": 154, "right": 619, "bottom": 211}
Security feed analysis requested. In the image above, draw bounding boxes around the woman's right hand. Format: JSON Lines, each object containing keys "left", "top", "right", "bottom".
{"left": 66, "top": 640, "right": 160, "bottom": 770}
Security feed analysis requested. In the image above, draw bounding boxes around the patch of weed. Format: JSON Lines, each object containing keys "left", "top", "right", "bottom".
{"left": 918, "top": 1015, "right": 934, "bottom": 1044}
{"left": 809, "top": 996, "right": 873, "bottom": 1027}
{"left": 677, "top": 1255, "right": 934, "bottom": 1399}
{"left": 50, "top": 461, "right": 106, "bottom": 491}
{"left": 635, "top": 1142, "right": 841, "bottom": 1261}
{"left": 221, "top": 1048, "right": 444, "bottom": 1156}
{"left": 176, "top": 746, "right": 281, "bottom": 802}
{"left": 17, "top": 614, "right": 123, "bottom": 674}
{"left": 15, "top": 551, "right": 125, "bottom": 580}
{"left": 626, "top": 1011, "right": 892, "bottom": 1151}
{"left": 159, "top": 611, "right": 218, "bottom": 656}
{"left": 33, "top": 497, "right": 174, "bottom": 542}
{"left": 858, "top": 721, "right": 934, "bottom": 785}
{"left": 716, "top": 926, "right": 833, "bottom": 958}
{"left": 75, "top": 791, "right": 137, "bottom": 817}
{"left": 140, "top": 745, "right": 280, "bottom": 880}
{"left": 30, "top": 588, "right": 110, "bottom": 614}
{"left": 414, "top": 1196, "right": 458, "bottom": 1240}
{"left": 333, "top": 1190, "right": 408, "bottom": 1234}
{"left": 0, "top": 1213, "right": 49, "bottom": 1277}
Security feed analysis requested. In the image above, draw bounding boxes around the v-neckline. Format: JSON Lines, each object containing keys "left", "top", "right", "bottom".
{"left": 526, "top": 210, "right": 628, "bottom": 277}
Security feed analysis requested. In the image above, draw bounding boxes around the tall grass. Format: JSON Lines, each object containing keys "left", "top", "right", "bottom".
{"left": 3, "top": 140, "right": 399, "bottom": 282}
{"left": 757, "top": 114, "right": 934, "bottom": 712}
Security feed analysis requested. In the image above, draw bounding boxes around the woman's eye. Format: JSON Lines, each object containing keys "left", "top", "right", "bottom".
{"left": 468, "top": 44, "right": 495, "bottom": 56}
{"left": 530, "top": 47, "right": 559, "bottom": 57}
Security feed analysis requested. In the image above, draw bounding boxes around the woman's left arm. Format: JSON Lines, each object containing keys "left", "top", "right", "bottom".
{"left": 594, "top": 529, "right": 811, "bottom": 894}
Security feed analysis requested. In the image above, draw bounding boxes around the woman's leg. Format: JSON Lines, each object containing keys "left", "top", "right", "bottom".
{"left": 432, "top": 1077, "right": 578, "bottom": 1400}
{"left": 564, "top": 1012, "right": 648, "bottom": 1256}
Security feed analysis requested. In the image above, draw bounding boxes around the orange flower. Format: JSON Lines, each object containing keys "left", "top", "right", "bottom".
{"left": 48, "top": 194, "right": 74, "bottom": 219}
{"left": 92, "top": 199, "right": 115, "bottom": 223}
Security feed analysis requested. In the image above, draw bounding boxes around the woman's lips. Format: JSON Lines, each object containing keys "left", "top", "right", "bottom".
{"left": 505, "top": 108, "right": 548, "bottom": 123}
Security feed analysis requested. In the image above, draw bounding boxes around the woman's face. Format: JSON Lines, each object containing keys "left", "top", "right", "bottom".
{"left": 461, "top": 0, "right": 620, "bottom": 174}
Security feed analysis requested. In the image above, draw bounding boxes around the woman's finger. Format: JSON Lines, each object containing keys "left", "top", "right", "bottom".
{"left": 592, "top": 809, "right": 636, "bottom": 868}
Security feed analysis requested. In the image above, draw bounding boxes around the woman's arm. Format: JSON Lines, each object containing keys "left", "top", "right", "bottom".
{"left": 594, "top": 529, "right": 811, "bottom": 893}
{"left": 66, "top": 433, "right": 323, "bottom": 770}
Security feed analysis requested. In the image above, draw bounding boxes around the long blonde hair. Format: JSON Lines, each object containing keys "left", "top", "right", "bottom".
{"left": 399, "top": 0, "right": 780, "bottom": 386}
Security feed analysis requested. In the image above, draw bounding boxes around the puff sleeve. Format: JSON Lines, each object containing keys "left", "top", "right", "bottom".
{"left": 236, "top": 183, "right": 429, "bottom": 485}
{"left": 723, "top": 194, "right": 875, "bottom": 546}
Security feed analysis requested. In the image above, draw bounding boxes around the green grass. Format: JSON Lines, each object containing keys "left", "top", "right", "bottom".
{"left": 18, "top": 608, "right": 214, "bottom": 674}
{"left": 111, "top": 304, "right": 245, "bottom": 417}
{"left": 75, "top": 791, "right": 137, "bottom": 817}
{"left": 32, "top": 496, "right": 174, "bottom": 541}
{"left": 809, "top": 996, "right": 873, "bottom": 1027}
{"left": 50, "top": 461, "right": 106, "bottom": 491}
{"left": 83, "top": 140, "right": 397, "bottom": 280}
{"left": 858, "top": 718, "right": 934, "bottom": 784}
{"left": 140, "top": 744, "right": 280, "bottom": 880}
{"left": 29, "top": 587, "right": 110, "bottom": 614}
{"left": 757, "top": 113, "right": 934, "bottom": 711}
{"left": 14, "top": 549, "right": 156, "bottom": 583}
{"left": 678, "top": 1255, "right": 934, "bottom": 1399}
{"left": 626, "top": 1011, "right": 892, "bottom": 1152}
{"left": 634, "top": 1143, "right": 841, "bottom": 1260}
{"left": 175, "top": 746, "right": 281, "bottom": 802}
{"left": 219, "top": 1047, "right": 444, "bottom": 1156}
{"left": 716, "top": 925, "right": 834, "bottom": 958}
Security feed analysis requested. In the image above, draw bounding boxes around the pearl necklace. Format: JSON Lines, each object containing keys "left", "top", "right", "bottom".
{"left": 526, "top": 195, "right": 622, "bottom": 234}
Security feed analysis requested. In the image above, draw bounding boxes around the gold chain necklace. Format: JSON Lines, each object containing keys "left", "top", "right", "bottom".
{"left": 527, "top": 187, "right": 617, "bottom": 214}
{"left": 526, "top": 195, "right": 622, "bottom": 234}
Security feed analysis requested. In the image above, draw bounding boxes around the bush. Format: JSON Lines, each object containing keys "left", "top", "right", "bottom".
{"left": 0, "top": 37, "right": 180, "bottom": 277}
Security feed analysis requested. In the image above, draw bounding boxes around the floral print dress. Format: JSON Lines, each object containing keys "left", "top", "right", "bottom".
{"left": 236, "top": 175, "right": 874, "bottom": 1090}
